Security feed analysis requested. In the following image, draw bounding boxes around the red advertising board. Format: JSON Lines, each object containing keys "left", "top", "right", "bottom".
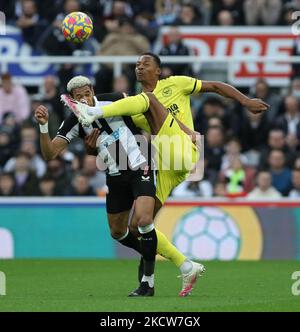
{"left": 159, "top": 27, "right": 297, "bottom": 87}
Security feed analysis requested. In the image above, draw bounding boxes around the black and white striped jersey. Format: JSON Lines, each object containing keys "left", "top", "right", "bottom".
{"left": 56, "top": 93, "right": 148, "bottom": 176}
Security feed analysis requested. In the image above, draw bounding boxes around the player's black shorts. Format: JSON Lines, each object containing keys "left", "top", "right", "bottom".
{"left": 106, "top": 167, "right": 156, "bottom": 214}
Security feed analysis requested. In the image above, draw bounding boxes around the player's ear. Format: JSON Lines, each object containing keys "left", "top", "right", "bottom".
{"left": 157, "top": 67, "right": 162, "bottom": 77}
{"left": 91, "top": 86, "right": 95, "bottom": 95}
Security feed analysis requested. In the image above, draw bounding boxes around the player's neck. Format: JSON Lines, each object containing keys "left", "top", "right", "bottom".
{"left": 141, "top": 79, "right": 158, "bottom": 93}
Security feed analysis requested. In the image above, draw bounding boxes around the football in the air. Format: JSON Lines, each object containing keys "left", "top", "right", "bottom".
{"left": 61, "top": 11, "right": 93, "bottom": 43}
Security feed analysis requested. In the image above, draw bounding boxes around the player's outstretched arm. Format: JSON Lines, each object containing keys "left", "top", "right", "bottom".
{"left": 34, "top": 105, "right": 68, "bottom": 161}
{"left": 201, "top": 81, "right": 270, "bottom": 114}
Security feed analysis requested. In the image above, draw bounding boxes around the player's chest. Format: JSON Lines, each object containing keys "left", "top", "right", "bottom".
{"left": 154, "top": 85, "right": 183, "bottom": 117}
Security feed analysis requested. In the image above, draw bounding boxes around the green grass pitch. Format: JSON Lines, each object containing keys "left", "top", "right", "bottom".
{"left": 0, "top": 260, "right": 299, "bottom": 312}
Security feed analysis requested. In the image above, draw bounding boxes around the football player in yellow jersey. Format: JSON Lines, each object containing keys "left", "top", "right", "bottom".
{"left": 62, "top": 54, "right": 269, "bottom": 296}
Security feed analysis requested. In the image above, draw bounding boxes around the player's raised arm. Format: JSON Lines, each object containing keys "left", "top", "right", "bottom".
{"left": 34, "top": 105, "right": 68, "bottom": 161}
{"left": 201, "top": 81, "right": 270, "bottom": 114}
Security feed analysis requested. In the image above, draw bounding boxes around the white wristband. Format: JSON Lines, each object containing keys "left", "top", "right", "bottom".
{"left": 39, "top": 122, "right": 48, "bottom": 134}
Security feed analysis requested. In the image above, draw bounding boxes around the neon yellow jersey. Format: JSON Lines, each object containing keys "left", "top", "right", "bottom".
{"left": 132, "top": 75, "right": 202, "bottom": 132}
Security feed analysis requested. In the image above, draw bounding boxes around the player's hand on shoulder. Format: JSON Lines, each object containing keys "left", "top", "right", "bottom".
{"left": 244, "top": 98, "right": 270, "bottom": 114}
{"left": 34, "top": 105, "right": 49, "bottom": 125}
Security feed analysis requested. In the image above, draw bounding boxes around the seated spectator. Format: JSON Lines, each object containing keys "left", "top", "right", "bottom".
{"left": 272, "top": 95, "right": 300, "bottom": 150}
{"left": 221, "top": 157, "right": 246, "bottom": 197}
{"left": 194, "top": 97, "right": 228, "bottom": 134}
{"left": 38, "top": 175, "right": 56, "bottom": 196}
{"left": 0, "top": 129, "right": 15, "bottom": 168}
{"left": 11, "top": 152, "right": 39, "bottom": 195}
{"left": 134, "top": 11, "right": 159, "bottom": 46}
{"left": 40, "top": 76, "right": 65, "bottom": 122}
{"left": 244, "top": 0, "right": 282, "bottom": 25}
{"left": 82, "top": 155, "right": 106, "bottom": 194}
{"left": 67, "top": 172, "right": 96, "bottom": 196}
{"left": 247, "top": 171, "right": 282, "bottom": 199}
{"left": 16, "top": 0, "right": 48, "bottom": 48}
{"left": 289, "top": 169, "right": 300, "bottom": 198}
{"left": 217, "top": 10, "right": 235, "bottom": 26}
{"left": 237, "top": 109, "right": 270, "bottom": 152}
{"left": 250, "top": 79, "right": 281, "bottom": 121}
{"left": 259, "top": 129, "right": 296, "bottom": 168}
{"left": 204, "top": 126, "right": 225, "bottom": 172}
{"left": 155, "top": 0, "right": 180, "bottom": 25}
{"left": 159, "top": 26, "right": 193, "bottom": 76}
{"left": 95, "top": 17, "right": 150, "bottom": 93}
{"left": 4, "top": 141, "right": 46, "bottom": 178}
{"left": 211, "top": 0, "right": 245, "bottom": 25}
{"left": 0, "top": 73, "right": 30, "bottom": 124}
{"left": 221, "top": 137, "right": 248, "bottom": 171}
{"left": 267, "top": 149, "right": 292, "bottom": 196}
{"left": 173, "top": 2, "right": 203, "bottom": 25}
{"left": 113, "top": 75, "right": 131, "bottom": 95}
{"left": 0, "top": 173, "right": 17, "bottom": 196}
{"left": 46, "top": 157, "right": 71, "bottom": 195}
{"left": 290, "top": 77, "right": 300, "bottom": 100}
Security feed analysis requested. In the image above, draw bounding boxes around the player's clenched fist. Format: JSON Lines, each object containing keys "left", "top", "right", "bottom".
{"left": 35, "top": 105, "right": 49, "bottom": 125}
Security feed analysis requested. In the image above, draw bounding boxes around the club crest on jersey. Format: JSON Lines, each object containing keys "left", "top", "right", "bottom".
{"left": 162, "top": 87, "right": 172, "bottom": 97}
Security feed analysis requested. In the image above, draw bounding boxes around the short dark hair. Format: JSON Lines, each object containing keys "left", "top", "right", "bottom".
{"left": 141, "top": 52, "right": 161, "bottom": 68}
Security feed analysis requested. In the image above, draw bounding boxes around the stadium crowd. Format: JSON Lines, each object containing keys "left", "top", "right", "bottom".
{"left": 1, "top": 0, "right": 300, "bottom": 198}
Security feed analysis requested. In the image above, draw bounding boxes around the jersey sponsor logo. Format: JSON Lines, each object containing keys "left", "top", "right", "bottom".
{"left": 162, "top": 87, "right": 172, "bottom": 97}
{"left": 141, "top": 175, "right": 150, "bottom": 182}
{"left": 167, "top": 103, "right": 179, "bottom": 116}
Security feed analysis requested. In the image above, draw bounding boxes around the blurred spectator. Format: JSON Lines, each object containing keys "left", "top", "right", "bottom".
{"left": 194, "top": 97, "right": 228, "bottom": 134}
{"left": 0, "top": 173, "right": 17, "bottom": 196}
{"left": 204, "top": 126, "right": 225, "bottom": 172}
{"left": 4, "top": 140, "right": 46, "bottom": 178}
{"left": 11, "top": 152, "right": 39, "bottom": 195}
{"left": 290, "top": 77, "right": 300, "bottom": 100}
{"left": 221, "top": 138, "right": 248, "bottom": 171}
{"left": 95, "top": 17, "right": 150, "bottom": 93}
{"left": 173, "top": 2, "right": 203, "bottom": 25}
{"left": 155, "top": 0, "right": 180, "bottom": 25}
{"left": 259, "top": 129, "right": 296, "bottom": 169}
{"left": 213, "top": 181, "right": 227, "bottom": 197}
{"left": 159, "top": 26, "right": 193, "bottom": 76}
{"left": 217, "top": 10, "right": 234, "bottom": 26}
{"left": 267, "top": 149, "right": 292, "bottom": 195}
{"left": 272, "top": 95, "right": 300, "bottom": 150}
{"left": 0, "top": 112, "right": 21, "bottom": 151}
{"left": 0, "top": 129, "right": 14, "bottom": 168}
{"left": 211, "top": 0, "right": 245, "bottom": 25}
{"left": 113, "top": 75, "right": 131, "bottom": 95}
{"left": 82, "top": 155, "right": 106, "bottom": 193}
{"left": 38, "top": 175, "right": 56, "bottom": 196}
{"left": 247, "top": 171, "right": 282, "bottom": 199}
{"left": 244, "top": 0, "right": 282, "bottom": 25}
{"left": 134, "top": 12, "right": 159, "bottom": 46}
{"left": 16, "top": 0, "right": 48, "bottom": 48}
{"left": 0, "top": 73, "right": 30, "bottom": 124}
{"left": 172, "top": 179, "right": 213, "bottom": 197}
{"left": 94, "top": 0, "right": 133, "bottom": 43}
{"left": 221, "top": 157, "right": 246, "bottom": 196}
{"left": 40, "top": 75, "right": 65, "bottom": 122}
{"left": 237, "top": 110, "right": 270, "bottom": 151}
{"left": 46, "top": 157, "right": 71, "bottom": 195}
{"left": 289, "top": 168, "right": 300, "bottom": 197}
{"left": 67, "top": 172, "right": 96, "bottom": 196}
{"left": 250, "top": 79, "right": 281, "bottom": 121}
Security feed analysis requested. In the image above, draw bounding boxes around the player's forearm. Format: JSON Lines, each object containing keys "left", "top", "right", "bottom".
{"left": 40, "top": 133, "right": 58, "bottom": 161}
{"left": 175, "top": 118, "right": 198, "bottom": 143}
{"left": 204, "top": 81, "right": 250, "bottom": 106}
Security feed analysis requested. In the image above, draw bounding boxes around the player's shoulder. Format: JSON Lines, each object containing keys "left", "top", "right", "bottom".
{"left": 159, "top": 75, "right": 195, "bottom": 86}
